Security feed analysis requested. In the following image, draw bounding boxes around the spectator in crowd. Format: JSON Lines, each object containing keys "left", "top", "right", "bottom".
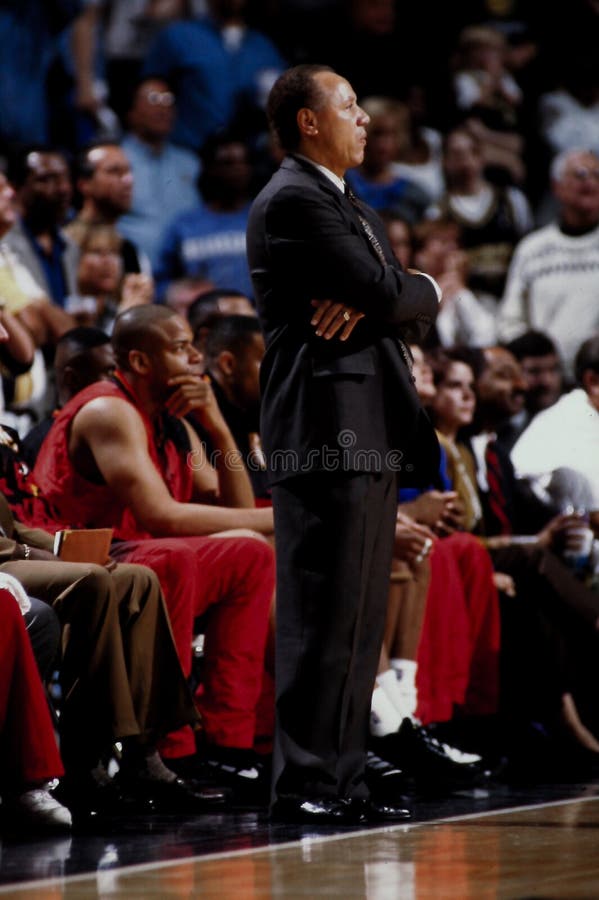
{"left": 187, "top": 287, "right": 256, "bottom": 351}
{"left": 345, "top": 97, "right": 431, "bottom": 223}
{"left": 431, "top": 345, "right": 599, "bottom": 765}
{"left": 118, "top": 77, "right": 201, "bottom": 269}
{"left": 450, "top": 24, "right": 526, "bottom": 186}
{"left": 21, "top": 325, "right": 116, "bottom": 468}
{"left": 428, "top": 126, "right": 532, "bottom": 303}
{"left": 369, "top": 345, "right": 499, "bottom": 780}
{"left": 380, "top": 212, "right": 413, "bottom": 269}
{"left": 0, "top": 289, "right": 38, "bottom": 436}
{"left": 411, "top": 218, "right": 496, "bottom": 348}
{"left": 155, "top": 133, "right": 255, "bottom": 301}
{"left": 511, "top": 335, "right": 599, "bottom": 520}
{"left": 142, "top": 0, "right": 286, "bottom": 151}
{"left": 0, "top": 1, "right": 83, "bottom": 147}
{"left": 427, "top": 346, "right": 484, "bottom": 534}
{"left": 202, "top": 314, "right": 268, "bottom": 501}
{"left": 0, "top": 187, "right": 71, "bottom": 432}
{"left": 72, "top": 0, "right": 205, "bottom": 124}
{"left": 32, "top": 304, "right": 276, "bottom": 801}
{"left": 538, "top": 62, "right": 599, "bottom": 160}
{"left": 388, "top": 88, "right": 445, "bottom": 204}
{"left": 498, "top": 148, "right": 599, "bottom": 376}
{"left": 68, "top": 223, "right": 153, "bottom": 330}
{"left": 502, "top": 330, "right": 564, "bottom": 452}
{"left": 4, "top": 148, "right": 79, "bottom": 309}
{"left": 465, "top": 344, "right": 546, "bottom": 535}
{"left": 0, "top": 171, "right": 74, "bottom": 351}
{"left": 66, "top": 142, "right": 151, "bottom": 276}
{"left": 0, "top": 580, "right": 71, "bottom": 832}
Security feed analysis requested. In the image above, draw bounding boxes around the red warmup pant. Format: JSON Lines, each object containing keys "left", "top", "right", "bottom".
{"left": 112, "top": 535, "right": 275, "bottom": 758}
{"left": 0, "top": 590, "right": 63, "bottom": 785}
{"left": 416, "top": 532, "right": 501, "bottom": 725}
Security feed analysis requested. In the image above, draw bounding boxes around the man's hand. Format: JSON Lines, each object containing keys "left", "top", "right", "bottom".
{"left": 166, "top": 374, "right": 228, "bottom": 433}
{"left": 536, "top": 512, "right": 589, "bottom": 552}
{"left": 394, "top": 510, "right": 436, "bottom": 571}
{"left": 15, "top": 545, "right": 58, "bottom": 562}
{"left": 401, "top": 491, "right": 465, "bottom": 535}
{"left": 120, "top": 274, "right": 154, "bottom": 311}
{"left": 310, "top": 299, "right": 364, "bottom": 341}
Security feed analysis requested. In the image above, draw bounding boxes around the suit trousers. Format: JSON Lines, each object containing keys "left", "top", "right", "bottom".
{"left": 0, "top": 560, "right": 196, "bottom": 768}
{"left": 271, "top": 470, "right": 398, "bottom": 802}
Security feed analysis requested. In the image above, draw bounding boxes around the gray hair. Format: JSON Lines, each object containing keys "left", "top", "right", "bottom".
{"left": 550, "top": 147, "right": 599, "bottom": 182}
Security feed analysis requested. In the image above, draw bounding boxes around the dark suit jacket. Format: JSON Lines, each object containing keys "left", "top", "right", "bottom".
{"left": 246, "top": 155, "right": 440, "bottom": 485}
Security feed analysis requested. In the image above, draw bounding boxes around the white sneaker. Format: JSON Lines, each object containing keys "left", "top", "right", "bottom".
{"left": 12, "top": 786, "right": 72, "bottom": 831}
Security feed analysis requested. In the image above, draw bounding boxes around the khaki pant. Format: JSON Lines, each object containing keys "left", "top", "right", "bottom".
{"left": 1, "top": 560, "right": 197, "bottom": 765}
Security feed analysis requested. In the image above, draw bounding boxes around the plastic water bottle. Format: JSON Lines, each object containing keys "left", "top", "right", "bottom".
{"left": 562, "top": 507, "right": 594, "bottom": 576}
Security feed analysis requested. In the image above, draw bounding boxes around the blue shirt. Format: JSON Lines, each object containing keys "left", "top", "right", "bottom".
{"left": 22, "top": 222, "right": 68, "bottom": 307}
{"left": 143, "top": 17, "right": 285, "bottom": 150}
{"left": 399, "top": 445, "right": 452, "bottom": 504}
{"left": 119, "top": 134, "right": 201, "bottom": 270}
{"left": 345, "top": 169, "right": 430, "bottom": 221}
{"left": 155, "top": 203, "right": 253, "bottom": 300}
{"left": 0, "top": 1, "right": 81, "bottom": 144}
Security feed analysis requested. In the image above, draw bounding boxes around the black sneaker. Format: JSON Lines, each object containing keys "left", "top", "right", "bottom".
{"left": 364, "top": 751, "right": 412, "bottom": 806}
{"left": 202, "top": 747, "right": 271, "bottom": 806}
{"left": 371, "top": 718, "right": 490, "bottom": 790}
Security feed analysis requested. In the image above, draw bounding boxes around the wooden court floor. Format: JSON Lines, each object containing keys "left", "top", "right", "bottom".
{"left": 3, "top": 791, "right": 599, "bottom": 899}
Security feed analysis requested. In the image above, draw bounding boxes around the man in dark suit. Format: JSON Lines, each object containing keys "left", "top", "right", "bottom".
{"left": 247, "top": 64, "right": 441, "bottom": 824}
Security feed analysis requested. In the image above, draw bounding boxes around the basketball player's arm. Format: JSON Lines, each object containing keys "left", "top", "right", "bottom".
{"left": 73, "top": 397, "right": 274, "bottom": 536}
{"left": 164, "top": 373, "right": 257, "bottom": 508}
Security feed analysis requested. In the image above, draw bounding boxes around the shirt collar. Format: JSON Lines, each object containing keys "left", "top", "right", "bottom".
{"left": 294, "top": 154, "right": 346, "bottom": 194}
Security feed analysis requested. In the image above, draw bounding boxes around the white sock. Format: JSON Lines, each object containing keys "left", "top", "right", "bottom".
{"left": 389, "top": 658, "right": 418, "bottom": 719}
{"left": 377, "top": 668, "right": 415, "bottom": 722}
{"left": 370, "top": 685, "right": 403, "bottom": 737}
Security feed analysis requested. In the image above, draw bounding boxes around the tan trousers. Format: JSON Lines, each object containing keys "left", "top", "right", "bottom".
{"left": 1, "top": 560, "right": 197, "bottom": 764}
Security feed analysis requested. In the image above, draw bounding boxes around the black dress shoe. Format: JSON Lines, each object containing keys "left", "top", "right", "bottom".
{"left": 55, "top": 773, "right": 151, "bottom": 817}
{"left": 350, "top": 798, "right": 412, "bottom": 822}
{"left": 119, "top": 775, "right": 228, "bottom": 813}
{"left": 371, "top": 718, "right": 489, "bottom": 790}
{"left": 270, "top": 796, "right": 367, "bottom": 825}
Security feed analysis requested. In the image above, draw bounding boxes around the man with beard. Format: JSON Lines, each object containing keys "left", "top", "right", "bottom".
{"left": 4, "top": 148, "right": 79, "bottom": 307}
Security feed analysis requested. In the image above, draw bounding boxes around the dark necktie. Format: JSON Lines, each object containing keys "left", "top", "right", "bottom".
{"left": 344, "top": 184, "right": 414, "bottom": 375}
{"left": 484, "top": 440, "right": 512, "bottom": 536}
{"left": 345, "top": 184, "right": 388, "bottom": 267}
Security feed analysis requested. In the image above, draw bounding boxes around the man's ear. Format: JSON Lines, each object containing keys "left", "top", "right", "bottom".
{"left": 297, "top": 107, "right": 319, "bottom": 138}
{"left": 128, "top": 349, "right": 150, "bottom": 375}
{"left": 217, "top": 349, "right": 236, "bottom": 378}
{"left": 62, "top": 364, "right": 78, "bottom": 391}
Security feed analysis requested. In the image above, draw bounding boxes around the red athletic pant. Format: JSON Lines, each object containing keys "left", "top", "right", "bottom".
{"left": 112, "top": 535, "right": 275, "bottom": 757}
{"left": 416, "top": 532, "right": 500, "bottom": 724}
{"left": 0, "top": 589, "right": 63, "bottom": 785}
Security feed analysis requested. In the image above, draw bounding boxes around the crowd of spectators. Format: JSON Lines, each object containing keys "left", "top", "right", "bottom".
{"left": 0, "top": 0, "right": 598, "bottom": 833}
